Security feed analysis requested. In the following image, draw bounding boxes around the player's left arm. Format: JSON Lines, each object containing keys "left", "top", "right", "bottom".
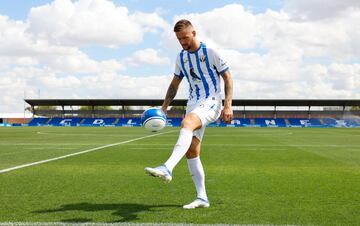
{"left": 221, "top": 70, "right": 233, "bottom": 124}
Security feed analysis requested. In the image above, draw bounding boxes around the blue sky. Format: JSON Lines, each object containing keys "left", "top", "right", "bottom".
{"left": 0, "top": 0, "right": 359, "bottom": 113}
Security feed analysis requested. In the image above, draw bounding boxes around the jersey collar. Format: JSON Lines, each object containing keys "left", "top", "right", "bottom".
{"left": 188, "top": 42, "right": 203, "bottom": 54}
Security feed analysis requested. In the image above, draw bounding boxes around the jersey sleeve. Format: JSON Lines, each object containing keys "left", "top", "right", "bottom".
{"left": 174, "top": 54, "right": 184, "bottom": 80}
{"left": 211, "top": 48, "right": 229, "bottom": 76}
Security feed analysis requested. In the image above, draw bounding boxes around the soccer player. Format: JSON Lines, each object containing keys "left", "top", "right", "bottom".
{"left": 145, "top": 19, "right": 233, "bottom": 209}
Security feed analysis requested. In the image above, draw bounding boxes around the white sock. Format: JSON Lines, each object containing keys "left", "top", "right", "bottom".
{"left": 164, "top": 128, "right": 193, "bottom": 172}
{"left": 187, "top": 157, "right": 208, "bottom": 200}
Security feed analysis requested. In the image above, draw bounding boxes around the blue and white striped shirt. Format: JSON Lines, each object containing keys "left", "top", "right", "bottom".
{"left": 174, "top": 42, "right": 229, "bottom": 103}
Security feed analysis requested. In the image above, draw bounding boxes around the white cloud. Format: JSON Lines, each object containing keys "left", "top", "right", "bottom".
{"left": 284, "top": 0, "right": 360, "bottom": 20}
{"left": 0, "top": 67, "right": 36, "bottom": 113}
{"left": 39, "top": 47, "right": 124, "bottom": 74}
{"left": 131, "top": 12, "right": 170, "bottom": 33}
{"left": 27, "top": 0, "right": 169, "bottom": 47}
{"left": 0, "top": 66, "right": 177, "bottom": 113}
{"left": 0, "top": 15, "right": 34, "bottom": 57}
{"left": 259, "top": 9, "right": 360, "bottom": 60}
{"left": 327, "top": 63, "right": 360, "bottom": 90}
{"left": 39, "top": 73, "right": 82, "bottom": 89}
{"left": 81, "top": 74, "right": 174, "bottom": 98}
{"left": 123, "top": 48, "right": 171, "bottom": 67}
{"left": 0, "top": 14, "right": 125, "bottom": 74}
{"left": 174, "top": 4, "right": 259, "bottom": 49}
{"left": 221, "top": 49, "right": 301, "bottom": 83}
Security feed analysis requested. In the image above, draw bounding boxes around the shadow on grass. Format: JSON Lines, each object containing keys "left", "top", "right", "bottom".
{"left": 34, "top": 202, "right": 180, "bottom": 223}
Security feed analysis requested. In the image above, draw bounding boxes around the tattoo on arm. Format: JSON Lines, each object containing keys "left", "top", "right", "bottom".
{"left": 163, "top": 83, "right": 178, "bottom": 107}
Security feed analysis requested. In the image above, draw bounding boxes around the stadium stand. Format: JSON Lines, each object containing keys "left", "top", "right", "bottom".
{"left": 25, "top": 117, "right": 360, "bottom": 128}
{"left": 323, "top": 118, "right": 337, "bottom": 127}
{"left": 254, "top": 118, "right": 287, "bottom": 127}
{"left": 308, "top": 118, "right": 323, "bottom": 127}
{"left": 288, "top": 118, "right": 315, "bottom": 127}
{"left": 17, "top": 99, "right": 360, "bottom": 128}
{"left": 227, "top": 118, "right": 251, "bottom": 127}
{"left": 48, "top": 118, "right": 82, "bottom": 126}
{"left": 344, "top": 118, "right": 360, "bottom": 127}
{"left": 81, "top": 118, "right": 116, "bottom": 126}
{"left": 115, "top": 118, "right": 141, "bottom": 127}
{"left": 166, "top": 118, "right": 182, "bottom": 127}
{"left": 28, "top": 118, "right": 49, "bottom": 126}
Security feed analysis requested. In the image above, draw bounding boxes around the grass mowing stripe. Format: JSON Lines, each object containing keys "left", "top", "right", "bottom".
{"left": 123, "top": 143, "right": 360, "bottom": 147}
{"left": 0, "top": 131, "right": 174, "bottom": 174}
{"left": 0, "top": 223, "right": 275, "bottom": 226}
{"left": 0, "top": 144, "right": 106, "bottom": 146}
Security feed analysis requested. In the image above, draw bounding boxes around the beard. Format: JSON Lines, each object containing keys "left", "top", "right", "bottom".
{"left": 182, "top": 45, "right": 190, "bottom": 50}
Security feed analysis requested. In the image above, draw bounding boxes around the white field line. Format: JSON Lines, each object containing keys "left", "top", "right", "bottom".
{"left": 0, "top": 131, "right": 174, "bottom": 174}
{"left": 0, "top": 143, "right": 101, "bottom": 146}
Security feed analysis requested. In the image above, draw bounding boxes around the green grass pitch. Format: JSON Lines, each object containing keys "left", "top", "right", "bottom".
{"left": 0, "top": 127, "right": 359, "bottom": 225}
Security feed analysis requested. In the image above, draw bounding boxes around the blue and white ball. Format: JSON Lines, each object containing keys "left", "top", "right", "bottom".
{"left": 141, "top": 107, "right": 167, "bottom": 132}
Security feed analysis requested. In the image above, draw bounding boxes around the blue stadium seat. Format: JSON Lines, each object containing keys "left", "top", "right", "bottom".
{"left": 275, "top": 118, "right": 287, "bottom": 127}
{"left": 28, "top": 118, "right": 49, "bottom": 126}
{"left": 240, "top": 118, "right": 251, "bottom": 126}
{"left": 288, "top": 118, "right": 309, "bottom": 127}
{"left": 309, "top": 118, "right": 323, "bottom": 127}
{"left": 26, "top": 117, "right": 360, "bottom": 128}
{"left": 323, "top": 118, "right": 337, "bottom": 127}
{"left": 48, "top": 118, "right": 82, "bottom": 126}
{"left": 344, "top": 118, "right": 360, "bottom": 127}
{"left": 167, "top": 118, "right": 182, "bottom": 127}
{"left": 208, "top": 119, "right": 225, "bottom": 127}
{"left": 254, "top": 118, "right": 280, "bottom": 127}
{"left": 208, "top": 118, "right": 251, "bottom": 127}
{"left": 228, "top": 118, "right": 251, "bottom": 127}
{"left": 115, "top": 118, "right": 141, "bottom": 127}
{"left": 81, "top": 118, "right": 116, "bottom": 126}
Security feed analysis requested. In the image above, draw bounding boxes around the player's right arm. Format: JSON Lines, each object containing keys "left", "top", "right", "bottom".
{"left": 161, "top": 75, "right": 182, "bottom": 114}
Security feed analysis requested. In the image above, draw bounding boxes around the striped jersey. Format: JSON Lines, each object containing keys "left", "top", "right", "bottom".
{"left": 174, "top": 42, "right": 229, "bottom": 103}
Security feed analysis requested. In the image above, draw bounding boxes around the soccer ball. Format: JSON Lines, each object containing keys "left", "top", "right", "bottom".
{"left": 141, "top": 107, "right": 167, "bottom": 132}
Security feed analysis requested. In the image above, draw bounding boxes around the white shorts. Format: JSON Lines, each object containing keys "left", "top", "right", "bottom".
{"left": 185, "top": 96, "right": 222, "bottom": 141}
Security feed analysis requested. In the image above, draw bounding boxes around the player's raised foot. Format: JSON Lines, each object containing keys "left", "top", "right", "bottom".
{"left": 144, "top": 165, "right": 172, "bottom": 182}
{"left": 183, "top": 198, "right": 210, "bottom": 209}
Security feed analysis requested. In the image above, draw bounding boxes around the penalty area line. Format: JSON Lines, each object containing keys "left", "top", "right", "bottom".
{"left": 0, "top": 131, "right": 174, "bottom": 174}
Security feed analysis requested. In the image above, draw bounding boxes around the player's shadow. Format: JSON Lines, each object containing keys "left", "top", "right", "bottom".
{"left": 34, "top": 202, "right": 180, "bottom": 223}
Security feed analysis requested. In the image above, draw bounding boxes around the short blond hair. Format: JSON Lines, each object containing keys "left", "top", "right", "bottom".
{"left": 173, "top": 19, "right": 193, "bottom": 32}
